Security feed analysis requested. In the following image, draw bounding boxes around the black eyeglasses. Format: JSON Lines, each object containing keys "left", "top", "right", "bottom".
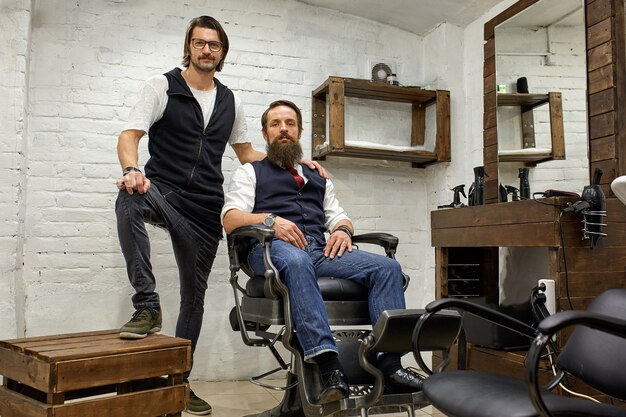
{"left": 190, "top": 38, "right": 223, "bottom": 52}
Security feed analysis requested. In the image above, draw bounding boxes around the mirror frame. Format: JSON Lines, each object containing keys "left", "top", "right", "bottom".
{"left": 483, "top": 0, "right": 626, "bottom": 203}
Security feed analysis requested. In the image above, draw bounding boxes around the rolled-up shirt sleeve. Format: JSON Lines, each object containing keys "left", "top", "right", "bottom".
{"left": 221, "top": 164, "right": 257, "bottom": 223}
{"left": 324, "top": 179, "right": 350, "bottom": 232}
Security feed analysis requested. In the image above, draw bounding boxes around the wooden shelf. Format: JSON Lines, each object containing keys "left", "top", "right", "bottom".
{"left": 311, "top": 76, "right": 451, "bottom": 168}
{"left": 497, "top": 93, "right": 550, "bottom": 108}
{"left": 496, "top": 92, "right": 565, "bottom": 165}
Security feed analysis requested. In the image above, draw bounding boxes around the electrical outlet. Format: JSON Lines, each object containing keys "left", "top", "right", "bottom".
{"left": 538, "top": 279, "right": 556, "bottom": 315}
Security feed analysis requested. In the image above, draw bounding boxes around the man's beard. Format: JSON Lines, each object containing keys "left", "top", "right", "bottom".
{"left": 191, "top": 54, "right": 218, "bottom": 73}
{"left": 266, "top": 137, "right": 303, "bottom": 169}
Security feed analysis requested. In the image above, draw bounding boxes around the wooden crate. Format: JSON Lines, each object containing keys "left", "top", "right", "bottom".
{"left": 0, "top": 330, "right": 190, "bottom": 417}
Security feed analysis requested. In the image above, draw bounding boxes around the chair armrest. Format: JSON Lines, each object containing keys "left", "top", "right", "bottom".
{"left": 227, "top": 224, "right": 280, "bottom": 299}
{"left": 352, "top": 232, "right": 399, "bottom": 255}
{"left": 227, "top": 224, "right": 274, "bottom": 272}
{"left": 351, "top": 232, "right": 409, "bottom": 289}
{"left": 413, "top": 298, "right": 537, "bottom": 376}
{"left": 425, "top": 298, "right": 536, "bottom": 338}
{"left": 538, "top": 310, "right": 626, "bottom": 338}
{"left": 229, "top": 224, "right": 275, "bottom": 243}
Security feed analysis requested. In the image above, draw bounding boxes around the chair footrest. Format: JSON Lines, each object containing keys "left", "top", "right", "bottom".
{"left": 370, "top": 309, "right": 461, "bottom": 353}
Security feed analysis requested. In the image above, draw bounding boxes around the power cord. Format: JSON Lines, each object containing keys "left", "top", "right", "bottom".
{"left": 545, "top": 344, "right": 600, "bottom": 403}
{"left": 557, "top": 211, "right": 575, "bottom": 311}
{"left": 530, "top": 193, "right": 574, "bottom": 310}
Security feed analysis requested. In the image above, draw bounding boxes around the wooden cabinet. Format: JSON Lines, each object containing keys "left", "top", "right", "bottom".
{"left": 311, "top": 76, "right": 450, "bottom": 167}
{"left": 431, "top": 198, "right": 626, "bottom": 375}
{"left": 497, "top": 92, "right": 565, "bottom": 164}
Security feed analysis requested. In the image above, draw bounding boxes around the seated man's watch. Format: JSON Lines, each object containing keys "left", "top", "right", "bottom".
{"left": 263, "top": 213, "right": 276, "bottom": 227}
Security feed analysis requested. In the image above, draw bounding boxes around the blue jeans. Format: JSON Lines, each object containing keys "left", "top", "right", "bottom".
{"left": 248, "top": 236, "right": 406, "bottom": 361}
{"left": 115, "top": 185, "right": 220, "bottom": 379}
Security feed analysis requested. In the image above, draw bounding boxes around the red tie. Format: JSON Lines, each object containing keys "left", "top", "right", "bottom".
{"left": 287, "top": 167, "right": 305, "bottom": 188}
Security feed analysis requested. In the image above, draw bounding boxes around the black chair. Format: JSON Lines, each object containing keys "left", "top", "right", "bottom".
{"left": 413, "top": 288, "right": 626, "bottom": 417}
{"left": 228, "top": 225, "right": 462, "bottom": 417}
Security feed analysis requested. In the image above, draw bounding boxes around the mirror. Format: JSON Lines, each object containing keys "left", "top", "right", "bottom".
{"left": 483, "top": 0, "right": 589, "bottom": 201}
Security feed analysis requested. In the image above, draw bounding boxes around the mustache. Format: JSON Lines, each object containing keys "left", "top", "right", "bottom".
{"left": 274, "top": 133, "right": 295, "bottom": 141}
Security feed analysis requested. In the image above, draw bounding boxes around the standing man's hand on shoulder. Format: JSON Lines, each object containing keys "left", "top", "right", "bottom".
{"left": 301, "top": 159, "right": 328, "bottom": 179}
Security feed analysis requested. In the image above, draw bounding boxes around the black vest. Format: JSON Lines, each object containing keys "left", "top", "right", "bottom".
{"left": 252, "top": 159, "right": 327, "bottom": 246}
{"left": 146, "top": 68, "right": 235, "bottom": 239}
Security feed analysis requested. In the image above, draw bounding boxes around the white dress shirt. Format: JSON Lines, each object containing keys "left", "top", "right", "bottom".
{"left": 221, "top": 162, "right": 350, "bottom": 232}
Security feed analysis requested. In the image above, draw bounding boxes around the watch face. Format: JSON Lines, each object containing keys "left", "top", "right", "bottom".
{"left": 264, "top": 215, "right": 275, "bottom": 227}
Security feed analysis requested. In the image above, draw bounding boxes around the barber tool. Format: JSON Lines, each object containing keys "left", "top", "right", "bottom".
{"left": 438, "top": 184, "right": 467, "bottom": 209}
{"left": 468, "top": 166, "right": 487, "bottom": 206}
{"left": 535, "top": 189, "right": 580, "bottom": 198}
{"left": 519, "top": 168, "right": 530, "bottom": 200}
{"left": 499, "top": 184, "right": 508, "bottom": 202}
{"left": 563, "top": 168, "right": 607, "bottom": 249}
{"left": 506, "top": 185, "right": 520, "bottom": 201}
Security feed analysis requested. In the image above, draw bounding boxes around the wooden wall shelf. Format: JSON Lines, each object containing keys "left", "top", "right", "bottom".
{"left": 497, "top": 92, "right": 565, "bottom": 164}
{"left": 311, "top": 76, "right": 451, "bottom": 168}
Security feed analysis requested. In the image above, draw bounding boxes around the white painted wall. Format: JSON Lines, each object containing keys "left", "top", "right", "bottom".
{"left": 2, "top": 0, "right": 582, "bottom": 382}
{"left": 0, "top": 0, "right": 31, "bottom": 340}
{"left": 3, "top": 0, "right": 427, "bottom": 381}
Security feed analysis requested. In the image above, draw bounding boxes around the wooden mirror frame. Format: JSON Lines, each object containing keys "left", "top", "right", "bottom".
{"left": 483, "top": 0, "right": 626, "bottom": 203}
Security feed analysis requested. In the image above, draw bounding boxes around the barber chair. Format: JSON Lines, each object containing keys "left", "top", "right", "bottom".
{"left": 228, "top": 225, "right": 462, "bottom": 417}
{"left": 413, "top": 288, "right": 626, "bottom": 417}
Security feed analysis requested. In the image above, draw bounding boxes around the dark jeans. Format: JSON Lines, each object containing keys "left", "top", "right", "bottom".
{"left": 115, "top": 185, "right": 219, "bottom": 379}
{"left": 248, "top": 236, "right": 406, "bottom": 361}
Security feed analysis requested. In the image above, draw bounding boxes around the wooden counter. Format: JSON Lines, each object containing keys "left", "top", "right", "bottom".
{"left": 430, "top": 198, "right": 626, "bottom": 375}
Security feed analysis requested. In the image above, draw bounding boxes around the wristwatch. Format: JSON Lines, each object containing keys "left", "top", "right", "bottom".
{"left": 263, "top": 214, "right": 276, "bottom": 227}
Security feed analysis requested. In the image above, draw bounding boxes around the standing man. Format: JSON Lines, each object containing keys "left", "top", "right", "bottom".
{"left": 221, "top": 100, "right": 423, "bottom": 404}
{"left": 115, "top": 17, "right": 322, "bottom": 415}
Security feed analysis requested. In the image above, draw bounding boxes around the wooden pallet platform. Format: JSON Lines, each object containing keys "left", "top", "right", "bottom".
{"left": 0, "top": 329, "right": 190, "bottom": 417}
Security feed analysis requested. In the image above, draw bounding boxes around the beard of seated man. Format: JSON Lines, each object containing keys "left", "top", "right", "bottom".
{"left": 266, "top": 134, "right": 303, "bottom": 168}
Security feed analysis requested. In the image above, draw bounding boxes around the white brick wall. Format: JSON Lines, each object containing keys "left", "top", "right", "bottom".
{"left": 3, "top": 0, "right": 581, "bottom": 382}
{"left": 5, "top": 0, "right": 431, "bottom": 381}
{"left": 1, "top": 0, "right": 31, "bottom": 339}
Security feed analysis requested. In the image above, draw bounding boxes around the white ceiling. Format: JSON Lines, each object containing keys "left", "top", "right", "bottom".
{"left": 296, "top": 0, "right": 506, "bottom": 35}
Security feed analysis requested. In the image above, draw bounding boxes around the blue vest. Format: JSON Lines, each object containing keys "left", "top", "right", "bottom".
{"left": 252, "top": 159, "right": 327, "bottom": 245}
{"left": 145, "top": 68, "right": 235, "bottom": 239}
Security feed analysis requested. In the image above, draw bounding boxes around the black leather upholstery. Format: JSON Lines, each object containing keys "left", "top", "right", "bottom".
{"left": 419, "top": 289, "right": 626, "bottom": 417}
{"left": 246, "top": 275, "right": 368, "bottom": 301}
{"left": 424, "top": 371, "right": 626, "bottom": 417}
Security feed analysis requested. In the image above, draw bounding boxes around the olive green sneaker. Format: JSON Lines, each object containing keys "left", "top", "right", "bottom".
{"left": 119, "top": 307, "right": 162, "bottom": 339}
{"left": 187, "top": 389, "right": 212, "bottom": 415}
